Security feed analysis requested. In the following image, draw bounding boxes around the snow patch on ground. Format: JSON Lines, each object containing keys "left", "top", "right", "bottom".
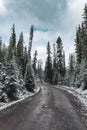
{"left": 55, "top": 85, "right": 87, "bottom": 109}
{"left": 0, "top": 85, "right": 40, "bottom": 111}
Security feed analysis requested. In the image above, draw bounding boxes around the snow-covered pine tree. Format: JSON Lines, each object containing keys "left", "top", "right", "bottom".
{"left": 8, "top": 24, "right": 16, "bottom": 61}
{"left": 64, "top": 67, "right": 69, "bottom": 86}
{"left": 52, "top": 44, "right": 58, "bottom": 85}
{"left": 25, "top": 25, "right": 36, "bottom": 92}
{"left": 25, "top": 61, "right": 35, "bottom": 92}
{"left": 17, "top": 32, "right": 24, "bottom": 76}
{"left": 68, "top": 53, "right": 75, "bottom": 87}
{"left": 83, "top": 4, "right": 87, "bottom": 31}
{"left": 62, "top": 50, "right": 66, "bottom": 84}
{"left": 5, "top": 55, "right": 26, "bottom": 100}
{"left": 44, "top": 41, "right": 53, "bottom": 84}
{"left": 0, "top": 63, "right": 8, "bottom": 102}
{"left": 2, "top": 43, "right": 8, "bottom": 66}
{"left": 78, "top": 4, "right": 87, "bottom": 90}
{"left": 0, "top": 37, "right": 2, "bottom": 63}
{"left": 75, "top": 25, "right": 82, "bottom": 64}
{"left": 23, "top": 47, "right": 28, "bottom": 77}
{"left": 44, "top": 61, "right": 48, "bottom": 83}
{"left": 17, "top": 32, "right": 23, "bottom": 65}
{"left": 74, "top": 4, "right": 87, "bottom": 89}
{"left": 74, "top": 24, "right": 85, "bottom": 88}
{"left": 37, "top": 60, "right": 43, "bottom": 83}
{"left": 56, "top": 36, "right": 64, "bottom": 84}
{"left": 73, "top": 63, "right": 81, "bottom": 88}
{"left": 28, "top": 25, "right": 34, "bottom": 61}
{"left": 32, "top": 50, "right": 38, "bottom": 78}
{"left": 62, "top": 50, "right": 66, "bottom": 78}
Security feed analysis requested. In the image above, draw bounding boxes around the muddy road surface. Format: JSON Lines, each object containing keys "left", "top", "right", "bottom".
{"left": 0, "top": 84, "right": 86, "bottom": 130}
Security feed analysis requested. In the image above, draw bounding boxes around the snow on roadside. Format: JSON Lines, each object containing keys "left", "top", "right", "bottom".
{"left": 55, "top": 85, "right": 87, "bottom": 109}
{"left": 0, "top": 85, "right": 40, "bottom": 111}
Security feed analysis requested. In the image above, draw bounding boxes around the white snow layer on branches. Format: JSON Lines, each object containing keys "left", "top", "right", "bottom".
{"left": 0, "top": 85, "right": 40, "bottom": 111}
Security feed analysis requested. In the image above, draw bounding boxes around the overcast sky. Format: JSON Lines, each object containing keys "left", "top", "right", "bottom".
{"left": 0, "top": 0, "right": 87, "bottom": 66}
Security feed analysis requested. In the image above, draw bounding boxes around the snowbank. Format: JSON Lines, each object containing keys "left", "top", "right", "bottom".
{"left": 0, "top": 85, "right": 40, "bottom": 111}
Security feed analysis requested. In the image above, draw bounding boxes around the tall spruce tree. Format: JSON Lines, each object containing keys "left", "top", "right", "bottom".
{"left": 25, "top": 63, "right": 35, "bottom": 92}
{"left": 25, "top": 25, "right": 35, "bottom": 92}
{"left": 75, "top": 25, "right": 82, "bottom": 64}
{"left": 32, "top": 50, "right": 38, "bottom": 77}
{"left": 45, "top": 42, "right": 53, "bottom": 84}
{"left": 82, "top": 4, "right": 87, "bottom": 61}
{"left": 53, "top": 44, "right": 57, "bottom": 69}
{"left": 0, "top": 37, "right": 2, "bottom": 63}
{"left": 23, "top": 47, "right": 28, "bottom": 76}
{"left": 17, "top": 32, "right": 24, "bottom": 77}
{"left": 38, "top": 60, "right": 43, "bottom": 83}
{"left": 56, "top": 36, "right": 64, "bottom": 84}
{"left": 83, "top": 4, "right": 87, "bottom": 30}
{"left": 2, "top": 43, "right": 8, "bottom": 65}
{"left": 69, "top": 54, "right": 75, "bottom": 86}
{"left": 8, "top": 24, "right": 16, "bottom": 61}
{"left": 28, "top": 25, "right": 34, "bottom": 60}
{"left": 17, "top": 32, "right": 24, "bottom": 64}
{"left": 62, "top": 50, "right": 66, "bottom": 78}
{"left": 52, "top": 44, "right": 58, "bottom": 85}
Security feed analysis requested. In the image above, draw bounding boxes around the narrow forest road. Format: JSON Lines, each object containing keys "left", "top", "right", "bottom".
{"left": 0, "top": 84, "right": 86, "bottom": 130}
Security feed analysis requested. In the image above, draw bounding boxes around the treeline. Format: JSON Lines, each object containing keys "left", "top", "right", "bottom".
{"left": 44, "top": 4, "right": 87, "bottom": 90}
{"left": 0, "top": 25, "right": 38, "bottom": 102}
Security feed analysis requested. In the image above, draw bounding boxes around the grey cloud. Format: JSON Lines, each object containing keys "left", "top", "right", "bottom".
{"left": 4, "top": 0, "right": 67, "bottom": 29}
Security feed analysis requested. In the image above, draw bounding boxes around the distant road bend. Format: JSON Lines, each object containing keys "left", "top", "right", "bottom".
{"left": 0, "top": 84, "right": 86, "bottom": 130}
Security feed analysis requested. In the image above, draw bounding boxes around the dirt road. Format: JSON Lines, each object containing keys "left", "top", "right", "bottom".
{"left": 0, "top": 84, "right": 86, "bottom": 130}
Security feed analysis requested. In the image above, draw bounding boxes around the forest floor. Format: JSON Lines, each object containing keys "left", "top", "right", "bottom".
{"left": 0, "top": 84, "right": 86, "bottom": 130}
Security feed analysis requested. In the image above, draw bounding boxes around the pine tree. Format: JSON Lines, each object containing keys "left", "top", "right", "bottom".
{"left": 0, "top": 37, "right": 2, "bottom": 63}
{"left": 5, "top": 55, "right": 26, "bottom": 100}
{"left": 69, "top": 54, "right": 75, "bottom": 86}
{"left": 44, "top": 61, "right": 48, "bottom": 82}
{"left": 32, "top": 50, "right": 38, "bottom": 77}
{"left": 82, "top": 4, "right": 87, "bottom": 61}
{"left": 25, "top": 25, "right": 35, "bottom": 92}
{"left": 2, "top": 43, "right": 8, "bottom": 65}
{"left": 23, "top": 47, "right": 28, "bottom": 76}
{"left": 79, "top": 4, "right": 87, "bottom": 89}
{"left": 62, "top": 50, "right": 66, "bottom": 78}
{"left": 75, "top": 25, "right": 82, "bottom": 64}
{"left": 56, "top": 36, "right": 64, "bottom": 84}
{"left": 28, "top": 25, "right": 34, "bottom": 60}
{"left": 53, "top": 44, "right": 57, "bottom": 69}
{"left": 38, "top": 60, "right": 43, "bottom": 83}
{"left": 45, "top": 42, "right": 53, "bottom": 84}
{"left": 17, "top": 32, "right": 23, "bottom": 64}
{"left": 69, "top": 54, "right": 75, "bottom": 75}
{"left": 52, "top": 44, "right": 58, "bottom": 85}
{"left": 79, "top": 58, "right": 87, "bottom": 89}
{"left": 52, "top": 70, "right": 58, "bottom": 85}
{"left": 17, "top": 32, "right": 24, "bottom": 67}
{"left": 16, "top": 32, "right": 24, "bottom": 77}
{"left": 74, "top": 4, "right": 87, "bottom": 89}
{"left": 8, "top": 24, "right": 16, "bottom": 61}
{"left": 83, "top": 4, "right": 87, "bottom": 30}
{"left": 24, "top": 63, "right": 35, "bottom": 92}
{"left": 12, "top": 24, "right": 16, "bottom": 56}
{"left": 0, "top": 24, "right": 41, "bottom": 102}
